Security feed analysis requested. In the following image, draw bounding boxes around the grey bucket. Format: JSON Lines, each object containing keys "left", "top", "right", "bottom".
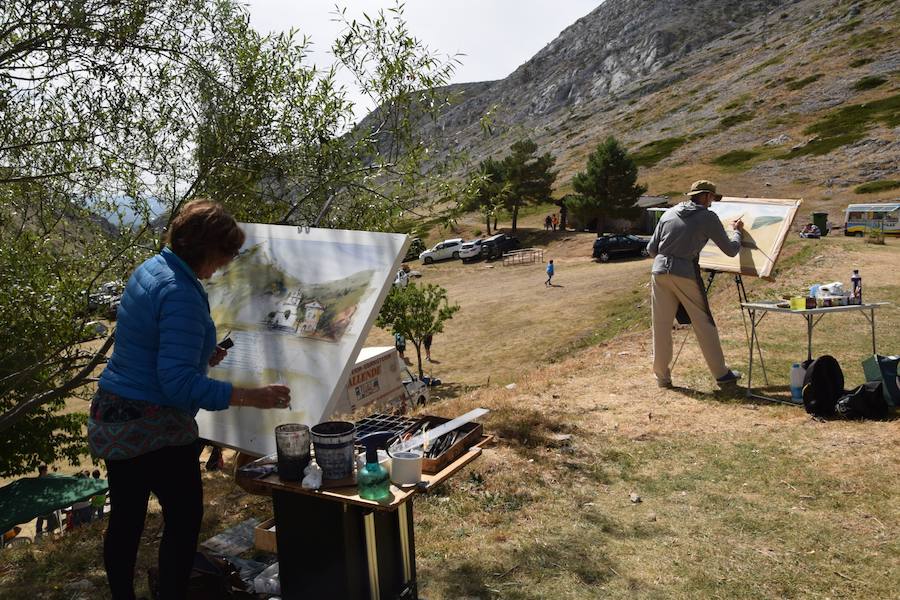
{"left": 311, "top": 421, "right": 356, "bottom": 480}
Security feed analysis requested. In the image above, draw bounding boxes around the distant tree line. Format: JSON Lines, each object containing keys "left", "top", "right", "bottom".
{"left": 462, "top": 136, "right": 645, "bottom": 234}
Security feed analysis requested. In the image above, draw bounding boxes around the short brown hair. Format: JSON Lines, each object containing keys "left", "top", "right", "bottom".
{"left": 166, "top": 200, "right": 245, "bottom": 271}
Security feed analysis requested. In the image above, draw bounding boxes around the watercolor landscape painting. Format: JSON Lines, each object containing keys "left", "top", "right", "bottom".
{"left": 198, "top": 224, "right": 408, "bottom": 456}
{"left": 699, "top": 197, "right": 801, "bottom": 279}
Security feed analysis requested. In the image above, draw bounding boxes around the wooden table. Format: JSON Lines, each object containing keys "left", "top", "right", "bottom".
{"left": 740, "top": 302, "right": 888, "bottom": 404}
{"left": 237, "top": 436, "right": 491, "bottom": 600}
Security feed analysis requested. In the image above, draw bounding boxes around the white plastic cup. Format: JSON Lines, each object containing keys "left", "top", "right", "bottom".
{"left": 390, "top": 451, "right": 422, "bottom": 486}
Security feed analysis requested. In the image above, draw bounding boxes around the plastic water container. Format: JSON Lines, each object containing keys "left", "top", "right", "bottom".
{"left": 790, "top": 363, "right": 805, "bottom": 402}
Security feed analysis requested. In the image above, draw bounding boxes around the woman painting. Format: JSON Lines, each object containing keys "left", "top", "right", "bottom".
{"left": 89, "top": 200, "right": 290, "bottom": 600}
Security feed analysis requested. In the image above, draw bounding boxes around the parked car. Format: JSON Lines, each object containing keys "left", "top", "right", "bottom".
{"left": 480, "top": 233, "right": 520, "bottom": 260}
{"left": 404, "top": 238, "right": 426, "bottom": 262}
{"left": 458, "top": 239, "right": 484, "bottom": 262}
{"left": 592, "top": 234, "right": 650, "bottom": 262}
{"left": 419, "top": 238, "right": 463, "bottom": 264}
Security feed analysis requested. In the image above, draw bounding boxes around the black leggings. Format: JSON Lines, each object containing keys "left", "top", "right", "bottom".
{"left": 104, "top": 441, "right": 203, "bottom": 600}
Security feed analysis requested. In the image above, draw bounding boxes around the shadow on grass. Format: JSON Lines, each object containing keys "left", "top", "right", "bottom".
{"left": 423, "top": 381, "right": 478, "bottom": 403}
{"left": 424, "top": 529, "right": 630, "bottom": 599}
{"left": 487, "top": 406, "right": 576, "bottom": 451}
{"left": 670, "top": 383, "right": 791, "bottom": 406}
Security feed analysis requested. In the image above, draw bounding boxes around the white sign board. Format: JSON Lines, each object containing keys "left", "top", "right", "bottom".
{"left": 199, "top": 224, "right": 408, "bottom": 456}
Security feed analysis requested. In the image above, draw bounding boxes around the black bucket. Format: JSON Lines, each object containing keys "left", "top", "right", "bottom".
{"left": 311, "top": 421, "right": 356, "bottom": 480}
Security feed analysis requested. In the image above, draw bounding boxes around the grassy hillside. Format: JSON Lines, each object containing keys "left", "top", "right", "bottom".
{"left": 420, "top": 0, "right": 899, "bottom": 226}
{"left": 3, "top": 227, "right": 897, "bottom": 599}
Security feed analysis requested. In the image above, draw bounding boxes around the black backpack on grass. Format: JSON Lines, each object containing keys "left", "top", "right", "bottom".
{"left": 802, "top": 355, "right": 843, "bottom": 417}
{"left": 836, "top": 381, "right": 889, "bottom": 420}
{"left": 802, "top": 355, "right": 890, "bottom": 419}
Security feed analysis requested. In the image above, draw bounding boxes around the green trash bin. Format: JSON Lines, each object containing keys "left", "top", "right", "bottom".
{"left": 812, "top": 212, "right": 828, "bottom": 236}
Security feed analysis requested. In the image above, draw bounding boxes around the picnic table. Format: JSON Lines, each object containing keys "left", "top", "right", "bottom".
{"left": 740, "top": 301, "right": 888, "bottom": 404}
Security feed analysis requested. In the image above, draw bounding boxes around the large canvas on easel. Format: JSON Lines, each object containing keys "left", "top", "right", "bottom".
{"left": 198, "top": 224, "right": 409, "bottom": 456}
{"left": 699, "top": 197, "right": 801, "bottom": 279}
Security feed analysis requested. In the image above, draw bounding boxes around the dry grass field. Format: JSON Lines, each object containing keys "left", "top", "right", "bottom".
{"left": 1, "top": 220, "right": 898, "bottom": 599}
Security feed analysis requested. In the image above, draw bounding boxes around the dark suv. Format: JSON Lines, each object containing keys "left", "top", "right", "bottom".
{"left": 592, "top": 234, "right": 649, "bottom": 262}
{"left": 480, "top": 233, "right": 520, "bottom": 260}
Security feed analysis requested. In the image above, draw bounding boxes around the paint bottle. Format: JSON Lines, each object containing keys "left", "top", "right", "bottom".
{"left": 358, "top": 432, "right": 393, "bottom": 501}
{"left": 790, "top": 363, "right": 805, "bottom": 403}
{"left": 850, "top": 270, "right": 862, "bottom": 305}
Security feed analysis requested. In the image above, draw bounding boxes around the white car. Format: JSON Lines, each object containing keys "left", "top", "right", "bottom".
{"left": 402, "top": 365, "right": 430, "bottom": 407}
{"left": 458, "top": 239, "right": 484, "bottom": 262}
{"left": 419, "top": 238, "right": 463, "bottom": 264}
{"left": 393, "top": 268, "right": 409, "bottom": 287}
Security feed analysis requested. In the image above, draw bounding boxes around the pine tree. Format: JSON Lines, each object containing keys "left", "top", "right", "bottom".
{"left": 501, "top": 139, "right": 557, "bottom": 232}
{"left": 569, "top": 137, "right": 647, "bottom": 234}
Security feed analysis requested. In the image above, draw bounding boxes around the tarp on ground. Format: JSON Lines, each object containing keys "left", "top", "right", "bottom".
{"left": 0, "top": 475, "right": 107, "bottom": 534}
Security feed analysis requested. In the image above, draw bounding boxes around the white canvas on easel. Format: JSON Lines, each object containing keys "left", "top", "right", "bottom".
{"left": 198, "top": 224, "right": 409, "bottom": 456}
{"left": 698, "top": 197, "right": 801, "bottom": 280}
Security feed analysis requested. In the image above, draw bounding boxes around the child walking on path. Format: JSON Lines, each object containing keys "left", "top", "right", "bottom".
{"left": 545, "top": 260, "right": 554, "bottom": 286}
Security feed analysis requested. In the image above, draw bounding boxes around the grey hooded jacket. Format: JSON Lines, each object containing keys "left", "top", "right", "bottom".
{"left": 647, "top": 201, "right": 741, "bottom": 279}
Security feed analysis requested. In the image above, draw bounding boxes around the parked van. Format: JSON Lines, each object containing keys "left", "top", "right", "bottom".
{"left": 844, "top": 203, "right": 900, "bottom": 237}
{"left": 334, "top": 347, "right": 429, "bottom": 415}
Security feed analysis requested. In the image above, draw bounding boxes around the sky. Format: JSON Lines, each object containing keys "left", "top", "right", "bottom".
{"left": 244, "top": 1, "right": 602, "bottom": 120}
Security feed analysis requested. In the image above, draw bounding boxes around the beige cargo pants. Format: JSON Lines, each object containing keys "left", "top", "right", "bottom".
{"left": 651, "top": 273, "right": 729, "bottom": 384}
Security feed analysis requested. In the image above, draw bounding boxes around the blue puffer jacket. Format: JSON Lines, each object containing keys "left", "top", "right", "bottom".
{"left": 98, "top": 248, "right": 232, "bottom": 415}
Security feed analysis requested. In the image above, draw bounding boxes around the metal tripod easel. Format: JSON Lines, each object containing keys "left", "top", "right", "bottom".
{"left": 671, "top": 271, "right": 769, "bottom": 386}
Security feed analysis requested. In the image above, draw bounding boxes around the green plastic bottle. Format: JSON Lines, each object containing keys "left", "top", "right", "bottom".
{"left": 358, "top": 432, "right": 392, "bottom": 501}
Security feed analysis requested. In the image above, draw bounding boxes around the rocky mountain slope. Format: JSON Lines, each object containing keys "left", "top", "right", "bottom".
{"left": 401, "top": 0, "right": 900, "bottom": 216}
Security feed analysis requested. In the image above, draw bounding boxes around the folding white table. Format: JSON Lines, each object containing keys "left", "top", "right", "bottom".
{"left": 740, "top": 302, "right": 888, "bottom": 404}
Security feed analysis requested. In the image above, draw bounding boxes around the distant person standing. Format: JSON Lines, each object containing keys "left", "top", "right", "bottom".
{"left": 545, "top": 259, "right": 555, "bottom": 286}
{"left": 647, "top": 180, "right": 744, "bottom": 388}
{"left": 35, "top": 465, "right": 60, "bottom": 537}
{"left": 551, "top": 214, "right": 559, "bottom": 231}
{"left": 394, "top": 332, "right": 406, "bottom": 359}
{"left": 70, "top": 471, "right": 93, "bottom": 527}
{"left": 423, "top": 333, "right": 434, "bottom": 361}
{"left": 544, "top": 215, "right": 552, "bottom": 231}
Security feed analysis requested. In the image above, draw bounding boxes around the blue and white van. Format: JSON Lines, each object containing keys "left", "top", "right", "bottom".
{"left": 844, "top": 203, "right": 900, "bottom": 237}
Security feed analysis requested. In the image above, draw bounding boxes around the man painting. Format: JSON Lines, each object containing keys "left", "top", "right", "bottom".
{"left": 647, "top": 180, "right": 744, "bottom": 389}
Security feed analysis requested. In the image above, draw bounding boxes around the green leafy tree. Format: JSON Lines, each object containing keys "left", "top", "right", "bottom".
{"left": 463, "top": 157, "right": 507, "bottom": 235}
{"left": 500, "top": 139, "right": 557, "bottom": 232}
{"left": 0, "top": 0, "right": 459, "bottom": 475}
{"left": 568, "top": 136, "right": 647, "bottom": 234}
{"left": 376, "top": 283, "right": 460, "bottom": 381}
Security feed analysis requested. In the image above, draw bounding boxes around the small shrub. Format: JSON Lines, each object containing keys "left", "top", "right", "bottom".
{"left": 747, "top": 54, "right": 785, "bottom": 75}
{"left": 713, "top": 149, "right": 760, "bottom": 167}
{"left": 786, "top": 74, "right": 822, "bottom": 90}
{"left": 847, "top": 28, "right": 884, "bottom": 49}
{"left": 849, "top": 57, "right": 874, "bottom": 68}
{"left": 719, "top": 111, "right": 755, "bottom": 128}
{"left": 473, "top": 229, "right": 482, "bottom": 237}
{"left": 854, "top": 180, "right": 900, "bottom": 194}
{"left": 853, "top": 76, "right": 887, "bottom": 91}
{"left": 867, "top": 225, "right": 886, "bottom": 245}
{"left": 837, "top": 18, "right": 862, "bottom": 33}
{"left": 722, "top": 94, "right": 750, "bottom": 111}
{"left": 631, "top": 136, "right": 689, "bottom": 167}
